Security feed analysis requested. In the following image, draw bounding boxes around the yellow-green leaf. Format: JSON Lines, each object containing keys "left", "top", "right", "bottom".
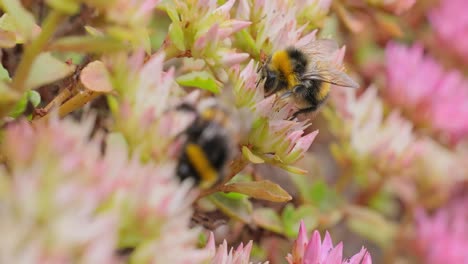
{"left": 168, "top": 22, "right": 185, "bottom": 51}
{"left": 84, "top": 26, "right": 104, "bottom": 36}
{"left": 278, "top": 164, "right": 308, "bottom": 175}
{"left": 242, "top": 146, "right": 265, "bottom": 164}
{"left": 176, "top": 71, "right": 219, "bottom": 93}
{"left": 346, "top": 205, "right": 397, "bottom": 247}
{"left": 1, "top": 0, "right": 36, "bottom": 40}
{"left": 209, "top": 193, "right": 252, "bottom": 223}
{"left": 25, "top": 52, "right": 75, "bottom": 90}
{"left": 253, "top": 208, "right": 283, "bottom": 233}
{"left": 9, "top": 90, "right": 40, "bottom": 118}
{"left": 0, "top": 62, "right": 10, "bottom": 81}
{"left": 222, "top": 180, "right": 292, "bottom": 202}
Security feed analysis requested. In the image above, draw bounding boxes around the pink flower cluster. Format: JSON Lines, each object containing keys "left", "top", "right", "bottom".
{"left": 0, "top": 117, "right": 209, "bottom": 263}
{"left": 287, "top": 221, "right": 372, "bottom": 264}
{"left": 429, "top": 0, "right": 468, "bottom": 63}
{"left": 207, "top": 221, "right": 372, "bottom": 264}
{"left": 415, "top": 195, "right": 468, "bottom": 264}
{"left": 385, "top": 42, "right": 468, "bottom": 143}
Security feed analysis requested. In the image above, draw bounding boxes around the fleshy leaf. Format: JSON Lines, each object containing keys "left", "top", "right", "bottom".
{"left": 242, "top": 146, "right": 265, "bottom": 164}
{"left": 25, "top": 52, "right": 75, "bottom": 90}
{"left": 80, "top": 60, "right": 113, "bottom": 92}
{"left": 48, "top": 36, "right": 127, "bottom": 53}
{"left": 221, "top": 180, "right": 292, "bottom": 202}
{"left": 209, "top": 192, "right": 252, "bottom": 223}
{"left": 168, "top": 22, "right": 185, "bottom": 51}
{"left": 346, "top": 206, "right": 397, "bottom": 247}
{"left": 176, "top": 71, "right": 219, "bottom": 93}
{"left": 253, "top": 208, "right": 283, "bottom": 234}
{"left": 1, "top": 0, "right": 36, "bottom": 40}
{"left": 0, "top": 63, "right": 11, "bottom": 81}
{"left": 84, "top": 26, "right": 104, "bottom": 36}
{"left": 28, "top": 90, "right": 41, "bottom": 107}
{"left": 0, "top": 14, "right": 18, "bottom": 47}
{"left": 9, "top": 90, "right": 41, "bottom": 118}
{"left": 278, "top": 164, "right": 308, "bottom": 175}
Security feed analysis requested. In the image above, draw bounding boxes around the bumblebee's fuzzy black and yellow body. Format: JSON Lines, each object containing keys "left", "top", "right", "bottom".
{"left": 176, "top": 102, "right": 230, "bottom": 189}
{"left": 260, "top": 39, "right": 359, "bottom": 119}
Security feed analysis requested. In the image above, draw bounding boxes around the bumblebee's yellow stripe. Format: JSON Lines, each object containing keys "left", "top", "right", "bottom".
{"left": 271, "top": 50, "right": 298, "bottom": 88}
{"left": 185, "top": 143, "right": 217, "bottom": 188}
{"left": 317, "top": 82, "right": 331, "bottom": 100}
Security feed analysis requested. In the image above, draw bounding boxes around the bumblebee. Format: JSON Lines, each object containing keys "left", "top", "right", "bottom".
{"left": 258, "top": 39, "right": 359, "bottom": 119}
{"left": 175, "top": 99, "right": 232, "bottom": 189}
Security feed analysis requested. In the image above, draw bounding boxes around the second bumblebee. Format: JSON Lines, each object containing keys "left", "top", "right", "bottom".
{"left": 175, "top": 99, "right": 232, "bottom": 189}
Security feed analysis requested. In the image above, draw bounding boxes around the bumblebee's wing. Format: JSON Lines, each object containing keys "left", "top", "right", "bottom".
{"left": 299, "top": 39, "right": 340, "bottom": 62}
{"left": 303, "top": 60, "right": 359, "bottom": 88}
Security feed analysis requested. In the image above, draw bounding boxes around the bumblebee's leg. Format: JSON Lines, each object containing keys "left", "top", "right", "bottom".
{"left": 289, "top": 106, "right": 318, "bottom": 120}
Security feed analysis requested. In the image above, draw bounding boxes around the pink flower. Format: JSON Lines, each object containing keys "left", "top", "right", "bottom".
{"left": 286, "top": 221, "right": 372, "bottom": 264}
{"left": 106, "top": 0, "right": 160, "bottom": 26}
{"left": 0, "top": 116, "right": 210, "bottom": 263}
{"left": 168, "top": 0, "right": 250, "bottom": 67}
{"left": 385, "top": 42, "right": 468, "bottom": 143}
{"left": 429, "top": 0, "right": 468, "bottom": 63}
{"left": 238, "top": 0, "right": 319, "bottom": 52}
{"left": 207, "top": 233, "right": 266, "bottom": 264}
{"left": 415, "top": 196, "right": 468, "bottom": 264}
{"left": 0, "top": 119, "right": 118, "bottom": 263}
{"left": 331, "top": 87, "right": 422, "bottom": 170}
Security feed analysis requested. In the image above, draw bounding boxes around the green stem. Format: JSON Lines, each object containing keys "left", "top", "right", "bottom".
{"left": 11, "top": 10, "right": 65, "bottom": 92}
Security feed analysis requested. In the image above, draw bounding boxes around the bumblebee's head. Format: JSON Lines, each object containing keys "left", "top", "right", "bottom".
{"left": 260, "top": 50, "right": 299, "bottom": 97}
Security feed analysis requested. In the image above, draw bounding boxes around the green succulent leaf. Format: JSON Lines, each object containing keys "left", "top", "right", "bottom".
{"left": 0, "top": 63, "right": 11, "bottom": 81}
{"left": 176, "top": 71, "right": 219, "bottom": 93}
{"left": 0, "top": 14, "right": 20, "bottom": 47}
{"left": 209, "top": 192, "right": 252, "bottom": 223}
{"left": 346, "top": 205, "right": 398, "bottom": 247}
{"left": 253, "top": 208, "right": 283, "bottom": 234}
{"left": 282, "top": 204, "right": 319, "bottom": 238}
{"left": 168, "top": 22, "right": 185, "bottom": 51}
{"left": 1, "top": 0, "right": 36, "bottom": 41}
{"left": 25, "top": 52, "right": 75, "bottom": 90}
{"left": 242, "top": 146, "right": 265, "bottom": 164}
{"left": 9, "top": 90, "right": 41, "bottom": 118}
{"left": 222, "top": 180, "right": 292, "bottom": 202}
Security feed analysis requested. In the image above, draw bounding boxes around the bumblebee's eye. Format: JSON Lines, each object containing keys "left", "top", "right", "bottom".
{"left": 267, "top": 70, "right": 276, "bottom": 79}
{"left": 264, "top": 70, "right": 278, "bottom": 94}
